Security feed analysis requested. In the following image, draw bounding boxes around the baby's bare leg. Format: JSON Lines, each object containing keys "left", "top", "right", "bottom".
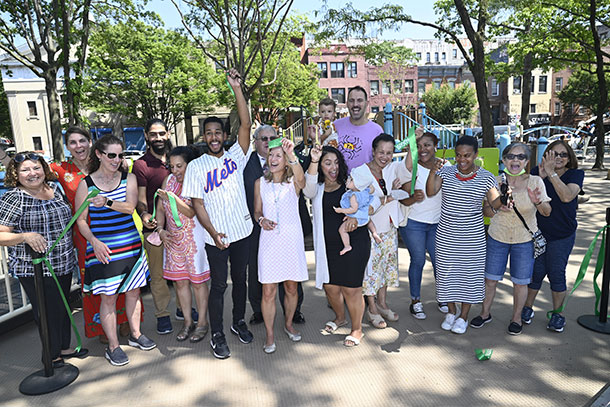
{"left": 368, "top": 220, "right": 382, "bottom": 244}
{"left": 338, "top": 221, "right": 352, "bottom": 255}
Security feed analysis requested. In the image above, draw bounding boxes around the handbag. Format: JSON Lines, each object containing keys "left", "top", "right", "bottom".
{"left": 513, "top": 204, "right": 547, "bottom": 258}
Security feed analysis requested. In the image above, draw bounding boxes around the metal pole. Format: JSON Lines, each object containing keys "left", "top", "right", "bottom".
{"left": 598, "top": 208, "right": 610, "bottom": 323}
{"left": 30, "top": 248, "right": 53, "bottom": 377}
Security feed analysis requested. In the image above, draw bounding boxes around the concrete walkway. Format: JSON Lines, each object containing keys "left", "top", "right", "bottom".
{"left": 1, "top": 165, "right": 609, "bottom": 407}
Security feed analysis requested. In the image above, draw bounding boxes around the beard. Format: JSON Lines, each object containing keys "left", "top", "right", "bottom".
{"left": 148, "top": 139, "right": 172, "bottom": 155}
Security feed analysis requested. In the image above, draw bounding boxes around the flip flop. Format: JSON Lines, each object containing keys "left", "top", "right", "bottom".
{"left": 323, "top": 320, "right": 348, "bottom": 334}
{"left": 62, "top": 348, "right": 89, "bottom": 359}
{"left": 343, "top": 335, "right": 361, "bottom": 347}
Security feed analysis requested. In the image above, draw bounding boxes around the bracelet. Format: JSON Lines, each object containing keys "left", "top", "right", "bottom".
{"left": 534, "top": 201, "right": 542, "bottom": 206}
{"left": 288, "top": 158, "right": 298, "bottom": 165}
{"left": 550, "top": 173, "right": 559, "bottom": 178}
{"left": 258, "top": 216, "right": 264, "bottom": 226}
{"left": 311, "top": 160, "right": 319, "bottom": 163}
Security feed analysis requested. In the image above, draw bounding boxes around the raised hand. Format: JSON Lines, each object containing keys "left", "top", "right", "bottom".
{"left": 310, "top": 144, "right": 322, "bottom": 163}
{"left": 226, "top": 68, "right": 242, "bottom": 89}
{"left": 281, "top": 137, "right": 295, "bottom": 156}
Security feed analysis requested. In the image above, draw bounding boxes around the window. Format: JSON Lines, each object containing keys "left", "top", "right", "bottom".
{"left": 317, "top": 62, "right": 328, "bottom": 78}
{"left": 404, "top": 79, "right": 414, "bottom": 93}
{"left": 370, "top": 80, "right": 380, "bottom": 96}
{"left": 418, "top": 80, "right": 427, "bottom": 95}
{"left": 555, "top": 77, "right": 563, "bottom": 92}
{"left": 330, "top": 62, "right": 344, "bottom": 78}
{"left": 530, "top": 104, "right": 536, "bottom": 114}
{"left": 426, "top": 52, "right": 431, "bottom": 63}
{"left": 554, "top": 102, "right": 561, "bottom": 116}
{"left": 32, "top": 136, "right": 43, "bottom": 151}
{"left": 331, "top": 88, "right": 345, "bottom": 103}
{"left": 371, "top": 106, "right": 380, "bottom": 113}
{"left": 452, "top": 49, "right": 458, "bottom": 59}
{"left": 434, "top": 52, "right": 439, "bottom": 62}
{"left": 347, "top": 62, "right": 357, "bottom": 78}
{"left": 416, "top": 52, "right": 422, "bottom": 60}
{"left": 382, "top": 80, "right": 391, "bottom": 94}
{"left": 448, "top": 80, "right": 456, "bottom": 89}
{"left": 27, "top": 101, "right": 38, "bottom": 117}
{"left": 566, "top": 104, "right": 574, "bottom": 115}
{"left": 393, "top": 80, "right": 402, "bottom": 94}
{"left": 513, "top": 76, "right": 522, "bottom": 94}
{"left": 530, "top": 76, "right": 535, "bottom": 93}
{"left": 442, "top": 52, "right": 446, "bottom": 60}
{"left": 539, "top": 75, "right": 547, "bottom": 93}
{"left": 433, "top": 80, "right": 441, "bottom": 89}
{"left": 491, "top": 79, "right": 499, "bottom": 96}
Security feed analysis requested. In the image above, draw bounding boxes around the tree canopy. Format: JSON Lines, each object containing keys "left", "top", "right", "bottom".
{"left": 421, "top": 83, "right": 477, "bottom": 125}
{"left": 559, "top": 68, "right": 610, "bottom": 114}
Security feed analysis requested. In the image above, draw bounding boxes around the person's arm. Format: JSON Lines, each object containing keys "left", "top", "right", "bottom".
{"left": 282, "top": 138, "right": 305, "bottom": 194}
{"left": 334, "top": 193, "right": 358, "bottom": 215}
{"left": 541, "top": 152, "right": 580, "bottom": 202}
{"left": 486, "top": 187, "right": 503, "bottom": 210}
{"left": 400, "top": 189, "right": 424, "bottom": 207}
{"left": 0, "top": 225, "right": 49, "bottom": 253}
{"left": 303, "top": 144, "right": 322, "bottom": 199}
{"left": 75, "top": 179, "right": 112, "bottom": 264}
{"left": 527, "top": 184, "right": 552, "bottom": 217}
{"left": 254, "top": 178, "right": 276, "bottom": 231}
{"left": 227, "top": 68, "right": 252, "bottom": 154}
{"left": 192, "top": 197, "right": 228, "bottom": 249}
{"left": 94, "top": 173, "right": 137, "bottom": 215}
{"left": 157, "top": 177, "right": 195, "bottom": 218}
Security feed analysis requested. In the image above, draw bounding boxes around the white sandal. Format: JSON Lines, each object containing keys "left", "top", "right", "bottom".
{"left": 366, "top": 310, "right": 387, "bottom": 329}
{"left": 377, "top": 306, "right": 399, "bottom": 322}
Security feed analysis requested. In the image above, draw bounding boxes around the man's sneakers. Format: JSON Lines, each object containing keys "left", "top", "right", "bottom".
{"left": 105, "top": 346, "right": 129, "bottom": 366}
{"left": 508, "top": 321, "right": 523, "bottom": 335}
{"left": 470, "top": 314, "right": 492, "bottom": 328}
{"left": 521, "top": 306, "right": 534, "bottom": 325}
{"left": 156, "top": 316, "right": 173, "bottom": 335}
{"left": 128, "top": 334, "right": 157, "bottom": 351}
{"left": 176, "top": 307, "right": 199, "bottom": 323}
{"left": 547, "top": 313, "right": 566, "bottom": 332}
{"left": 231, "top": 319, "right": 254, "bottom": 344}
{"left": 410, "top": 301, "right": 426, "bottom": 320}
{"left": 211, "top": 332, "right": 231, "bottom": 359}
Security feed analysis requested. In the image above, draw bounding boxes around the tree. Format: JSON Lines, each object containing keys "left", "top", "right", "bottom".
{"left": 559, "top": 69, "right": 610, "bottom": 114}
{"left": 421, "top": 83, "right": 477, "bottom": 125}
{"left": 84, "top": 21, "right": 219, "bottom": 141}
{"left": 0, "top": 0, "right": 138, "bottom": 160}
{"left": 249, "top": 46, "right": 326, "bottom": 124}
{"left": 171, "top": 0, "right": 297, "bottom": 102}
{"left": 0, "top": 80, "right": 13, "bottom": 142}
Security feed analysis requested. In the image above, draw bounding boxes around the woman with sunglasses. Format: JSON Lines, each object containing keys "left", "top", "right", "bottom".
{"left": 523, "top": 140, "right": 584, "bottom": 333}
{"left": 75, "top": 135, "right": 155, "bottom": 366}
{"left": 50, "top": 127, "right": 131, "bottom": 344}
{"left": 472, "top": 143, "right": 551, "bottom": 335}
{"left": 0, "top": 152, "right": 87, "bottom": 367}
{"left": 354, "top": 133, "right": 408, "bottom": 329}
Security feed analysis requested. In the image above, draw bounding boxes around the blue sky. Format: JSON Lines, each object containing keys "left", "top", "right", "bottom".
{"left": 148, "top": 0, "right": 440, "bottom": 39}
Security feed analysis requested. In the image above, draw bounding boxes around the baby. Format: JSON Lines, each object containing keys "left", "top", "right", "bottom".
{"left": 317, "top": 97, "right": 338, "bottom": 147}
{"left": 334, "top": 172, "right": 382, "bottom": 255}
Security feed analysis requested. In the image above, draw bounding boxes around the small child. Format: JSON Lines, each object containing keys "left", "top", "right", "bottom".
{"left": 334, "top": 173, "right": 382, "bottom": 255}
{"left": 317, "top": 98, "right": 338, "bottom": 147}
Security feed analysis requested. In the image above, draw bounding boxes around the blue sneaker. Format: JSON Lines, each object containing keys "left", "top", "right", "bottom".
{"left": 156, "top": 316, "right": 173, "bottom": 335}
{"left": 176, "top": 308, "right": 199, "bottom": 323}
{"left": 521, "top": 306, "right": 534, "bottom": 325}
{"left": 547, "top": 313, "right": 566, "bottom": 332}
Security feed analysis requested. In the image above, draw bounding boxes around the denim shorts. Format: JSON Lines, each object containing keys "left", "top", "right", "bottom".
{"left": 485, "top": 236, "right": 534, "bottom": 285}
{"left": 529, "top": 233, "right": 576, "bottom": 292}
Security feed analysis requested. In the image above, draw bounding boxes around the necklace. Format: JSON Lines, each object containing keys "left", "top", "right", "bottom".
{"left": 271, "top": 181, "right": 281, "bottom": 234}
{"left": 455, "top": 167, "right": 477, "bottom": 181}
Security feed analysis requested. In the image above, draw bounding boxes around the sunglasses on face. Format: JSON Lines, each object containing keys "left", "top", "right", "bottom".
{"left": 505, "top": 153, "right": 527, "bottom": 161}
{"left": 378, "top": 178, "right": 388, "bottom": 196}
{"left": 101, "top": 151, "right": 125, "bottom": 159}
{"left": 259, "top": 136, "right": 278, "bottom": 142}
{"left": 14, "top": 153, "right": 42, "bottom": 163}
{"left": 553, "top": 152, "right": 569, "bottom": 158}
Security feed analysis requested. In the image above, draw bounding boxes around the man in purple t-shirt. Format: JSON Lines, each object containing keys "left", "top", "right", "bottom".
{"left": 334, "top": 86, "right": 384, "bottom": 173}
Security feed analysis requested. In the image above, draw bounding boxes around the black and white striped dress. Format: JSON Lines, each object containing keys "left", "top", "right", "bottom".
{"left": 435, "top": 165, "right": 498, "bottom": 304}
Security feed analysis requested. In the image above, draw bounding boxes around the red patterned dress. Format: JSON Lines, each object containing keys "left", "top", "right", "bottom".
{"left": 162, "top": 174, "right": 210, "bottom": 284}
{"left": 51, "top": 161, "right": 128, "bottom": 338}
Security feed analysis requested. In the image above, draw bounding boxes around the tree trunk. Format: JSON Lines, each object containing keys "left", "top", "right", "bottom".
{"left": 44, "top": 72, "right": 65, "bottom": 161}
{"left": 184, "top": 112, "right": 194, "bottom": 144}
{"left": 520, "top": 52, "right": 533, "bottom": 142}
{"left": 60, "top": 1, "right": 75, "bottom": 126}
{"left": 590, "top": 0, "right": 606, "bottom": 170}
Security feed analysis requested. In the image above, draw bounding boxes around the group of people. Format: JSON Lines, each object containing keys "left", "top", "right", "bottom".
{"left": 0, "top": 74, "right": 585, "bottom": 367}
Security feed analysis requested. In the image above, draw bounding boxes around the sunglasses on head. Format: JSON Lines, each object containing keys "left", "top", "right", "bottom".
{"left": 378, "top": 178, "right": 388, "bottom": 196}
{"left": 101, "top": 151, "right": 125, "bottom": 159}
{"left": 553, "top": 152, "right": 569, "bottom": 158}
{"left": 14, "top": 153, "right": 43, "bottom": 163}
{"left": 505, "top": 153, "right": 527, "bottom": 161}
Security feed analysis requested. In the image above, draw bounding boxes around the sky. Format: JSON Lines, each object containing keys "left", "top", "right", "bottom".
{"left": 148, "top": 0, "right": 440, "bottom": 40}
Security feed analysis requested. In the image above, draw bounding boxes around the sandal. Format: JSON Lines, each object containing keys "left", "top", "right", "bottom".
{"left": 176, "top": 324, "right": 195, "bottom": 342}
{"left": 377, "top": 305, "right": 399, "bottom": 322}
{"left": 366, "top": 310, "right": 387, "bottom": 329}
{"left": 189, "top": 325, "right": 209, "bottom": 343}
{"left": 322, "top": 320, "right": 348, "bottom": 334}
{"left": 343, "top": 334, "right": 361, "bottom": 347}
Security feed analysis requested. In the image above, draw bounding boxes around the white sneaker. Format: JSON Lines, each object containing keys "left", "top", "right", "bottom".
{"left": 410, "top": 302, "right": 426, "bottom": 320}
{"left": 437, "top": 302, "right": 449, "bottom": 313}
{"left": 441, "top": 313, "right": 457, "bottom": 330}
{"left": 451, "top": 318, "right": 468, "bottom": 334}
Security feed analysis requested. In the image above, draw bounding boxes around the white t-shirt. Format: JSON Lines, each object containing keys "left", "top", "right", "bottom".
{"left": 182, "top": 143, "right": 253, "bottom": 245}
{"left": 408, "top": 164, "right": 443, "bottom": 224}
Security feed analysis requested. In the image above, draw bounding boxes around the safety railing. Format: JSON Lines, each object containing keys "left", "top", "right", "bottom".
{"left": 281, "top": 118, "right": 306, "bottom": 145}
{"left": 0, "top": 246, "right": 31, "bottom": 324}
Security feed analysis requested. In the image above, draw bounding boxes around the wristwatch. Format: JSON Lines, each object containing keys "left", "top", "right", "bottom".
{"left": 105, "top": 198, "right": 114, "bottom": 208}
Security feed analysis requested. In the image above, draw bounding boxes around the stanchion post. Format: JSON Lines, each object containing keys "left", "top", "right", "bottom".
{"left": 30, "top": 248, "right": 54, "bottom": 377}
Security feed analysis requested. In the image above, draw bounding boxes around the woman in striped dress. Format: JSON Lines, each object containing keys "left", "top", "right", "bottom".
{"left": 426, "top": 136, "right": 503, "bottom": 335}
{"left": 76, "top": 135, "right": 155, "bottom": 366}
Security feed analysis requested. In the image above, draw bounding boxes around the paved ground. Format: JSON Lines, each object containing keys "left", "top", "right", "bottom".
{"left": 1, "top": 163, "right": 609, "bottom": 407}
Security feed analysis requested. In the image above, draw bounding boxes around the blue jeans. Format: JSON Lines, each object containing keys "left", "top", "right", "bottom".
{"left": 529, "top": 233, "right": 576, "bottom": 292}
{"left": 399, "top": 219, "right": 437, "bottom": 300}
{"left": 485, "top": 236, "right": 534, "bottom": 285}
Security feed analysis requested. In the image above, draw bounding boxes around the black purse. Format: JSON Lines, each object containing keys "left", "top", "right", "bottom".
{"left": 513, "top": 204, "right": 547, "bottom": 258}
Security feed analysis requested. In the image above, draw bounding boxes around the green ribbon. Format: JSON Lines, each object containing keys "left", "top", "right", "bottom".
{"left": 407, "top": 126, "right": 418, "bottom": 195}
{"left": 150, "top": 190, "right": 183, "bottom": 228}
{"left": 31, "top": 189, "right": 100, "bottom": 353}
{"left": 475, "top": 348, "right": 493, "bottom": 361}
{"left": 268, "top": 136, "right": 283, "bottom": 150}
{"left": 225, "top": 75, "right": 236, "bottom": 98}
{"left": 547, "top": 225, "right": 609, "bottom": 319}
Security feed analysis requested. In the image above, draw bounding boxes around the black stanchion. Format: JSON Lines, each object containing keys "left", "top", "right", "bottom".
{"left": 19, "top": 249, "right": 79, "bottom": 395}
{"left": 578, "top": 207, "right": 610, "bottom": 334}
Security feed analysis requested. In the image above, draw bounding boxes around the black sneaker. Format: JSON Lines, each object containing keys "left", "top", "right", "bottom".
{"left": 231, "top": 319, "right": 254, "bottom": 344}
{"left": 128, "top": 334, "right": 157, "bottom": 351}
{"left": 470, "top": 314, "right": 493, "bottom": 328}
{"left": 156, "top": 316, "right": 173, "bottom": 335}
{"left": 105, "top": 347, "right": 129, "bottom": 366}
{"left": 521, "top": 306, "right": 534, "bottom": 325}
{"left": 210, "top": 332, "right": 231, "bottom": 359}
{"left": 176, "top": 307, "right": 199, "bottom": 323}
{"left": 508, "top": 321, "right": 522, "bottom": 335}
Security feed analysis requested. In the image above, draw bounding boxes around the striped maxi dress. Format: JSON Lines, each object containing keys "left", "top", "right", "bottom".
{"left": 83, "top": 172, "right": 149, "bottom": 295}
{"left": 434, "top": 165, "right": 498, "bottom": 304}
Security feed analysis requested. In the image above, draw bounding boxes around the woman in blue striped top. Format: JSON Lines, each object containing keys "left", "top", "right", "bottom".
{"left": 76, "top": 135, "right": 155, "bottom": 366}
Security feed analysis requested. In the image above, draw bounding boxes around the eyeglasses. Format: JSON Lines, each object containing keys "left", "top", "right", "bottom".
{"left": 554, "top": 152, "right": 570, "bottom": 158}
{"left": 14, "top": 153, "right": 42, "bottom": 163}
{"left": 378, "top": 178, "right": 388, "bottom": 196}
{"left": 148, "top": 131, "right": 167, "bottom": 137}
{"left": 258, "top": 136, "right": 278, "bottom": 142}
{"left": 505, "top": 153, "right": 528, "bottom": 161}
{"left": 101, "top": 151, "right": 125, "bottom": 159}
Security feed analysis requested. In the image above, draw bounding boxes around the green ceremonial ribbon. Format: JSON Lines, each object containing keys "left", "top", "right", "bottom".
{"left": 407, "top": 126, "right": 418, "bottom": 195}
{"left": 225, "top": 75, "right": 236, "bottom": 98}
{"left": 150, "top": 190, "right": 183, "bottom": 228}
{"left": 547, "top": 225, "right": 609, "bottom": 319}
{"left": 475, "top": 348, "right": 493, "bottom": 361}
{"left": 31, "top": 188, "right": 100, "bottom": 353}
{"left": 268, "top": 136, "right": 283, "bottom": 150}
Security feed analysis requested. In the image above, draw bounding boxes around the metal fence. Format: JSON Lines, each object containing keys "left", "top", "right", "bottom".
{"left": 0, "top": 246, "right": 31, "bottom": 324}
